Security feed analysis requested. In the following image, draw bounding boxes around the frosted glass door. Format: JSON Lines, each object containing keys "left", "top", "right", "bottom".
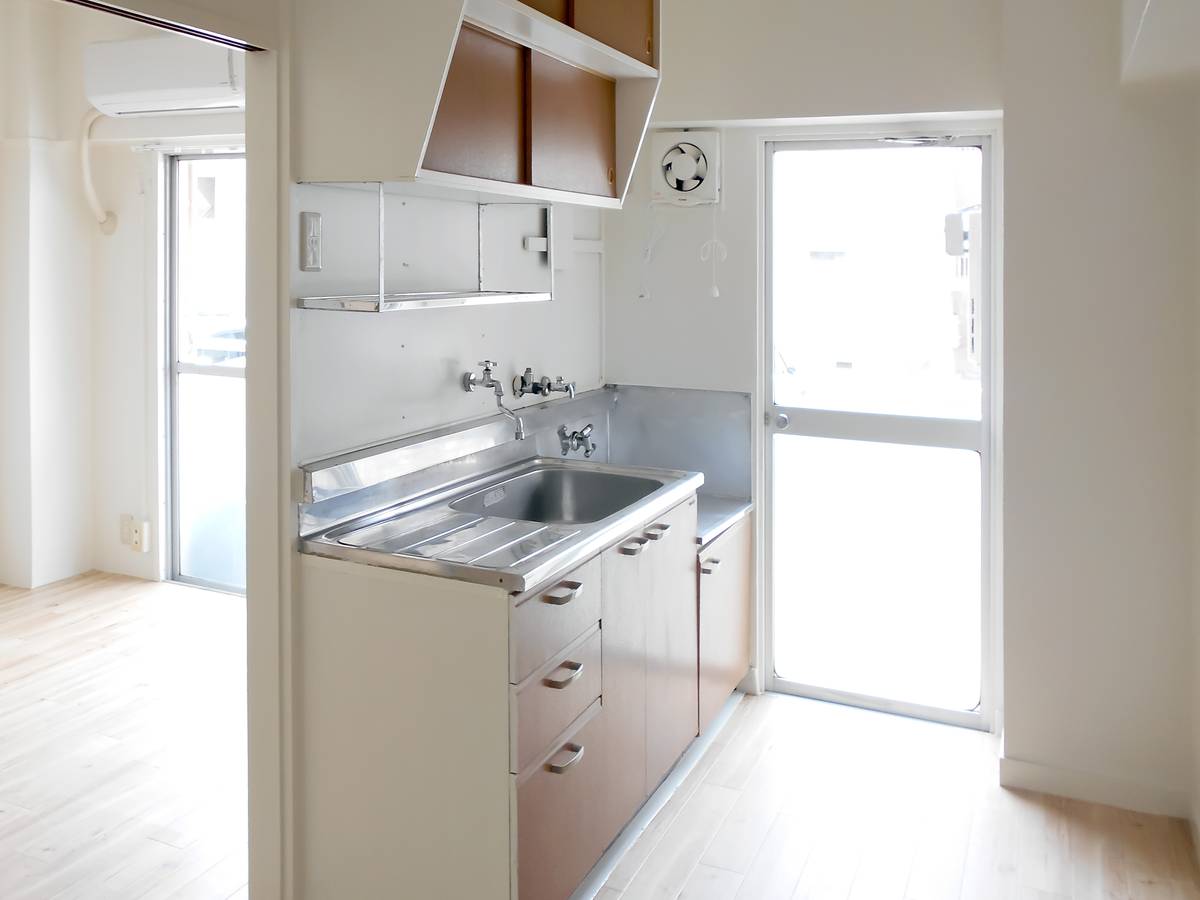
{"left": 767, "top": 138, "right": 991, "bottom": 725}
{"left": 171, "top": 156, "right": 247, "bottom": 592}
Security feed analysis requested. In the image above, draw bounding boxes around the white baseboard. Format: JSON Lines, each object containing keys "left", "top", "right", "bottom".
{"left": 999, "top": 754, "right": 1191, "bottom": 819}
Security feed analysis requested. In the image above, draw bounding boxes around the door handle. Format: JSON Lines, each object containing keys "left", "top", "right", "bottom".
{"left": 645, "top": 523, "right": 672, "bottom": 541}
{"left": 619, "top": 537, "right": 649, "bottom": 556}
{"left": 775, "top": 412, "right": 790, "bottom": 430}
{"left": 701, "top": 558, "right": 723, "bottom": 575}
{"left": 542, "top": 660, "right": 584, "bottom": 690}
{"left": 542, "top": 581, "right": 582, "bottom": 605}
{"left": 547, "top": 742, "right": 585, "bottom": 774}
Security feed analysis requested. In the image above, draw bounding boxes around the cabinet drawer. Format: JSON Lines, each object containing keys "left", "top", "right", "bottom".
{"left": 513, "top": 626, "right": 602, "bottom": 774}
{"left": 517, "top": 703, "right": 609, "bottom": 900}
{"left": 511, "top": 556, "right": 601, "bottom": 683}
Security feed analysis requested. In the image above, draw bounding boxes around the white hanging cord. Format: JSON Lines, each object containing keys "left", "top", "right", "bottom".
{"left": 638, "top": 201, "right": 666, "bottom": 300}
{"left": 81, "top": 108, "right": 117, "bottom": 235}
{"left": 699, "top": 201, "right": 727, "bottom": 298}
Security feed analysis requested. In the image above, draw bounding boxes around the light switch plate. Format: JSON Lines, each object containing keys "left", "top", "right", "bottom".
{"left": 300, "top": 211, "right": 322, "bottom": 272}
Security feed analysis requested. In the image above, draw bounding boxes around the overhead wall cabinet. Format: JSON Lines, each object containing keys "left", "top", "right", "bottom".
{"left": 291, "top": 0, "right": 661, "bottom": 209}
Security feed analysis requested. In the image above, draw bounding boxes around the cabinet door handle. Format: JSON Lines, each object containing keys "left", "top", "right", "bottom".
{"left": 619, "top": 537, "right": 649, "bottom": 556}
{"left": 701, "top": 558, "right": 723, "bottom": 575}
{"left": 645, "top": 523, "right": 672, "bottom": 541}
{"left": 543, "top": 660, "right": 584, "bottom": 690}
{"left": 542, "top": 581, "right": 582, "bottom": 605}
{"left": 547, "top": 742, "right": 585, "bottom": 774}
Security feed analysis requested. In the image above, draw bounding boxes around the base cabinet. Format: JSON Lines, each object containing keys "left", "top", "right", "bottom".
{"left": 698, "top": 515, "right": 753, "bottom": 733}
{"left": 296, "top": 496, "right": 701, "bottom": 900}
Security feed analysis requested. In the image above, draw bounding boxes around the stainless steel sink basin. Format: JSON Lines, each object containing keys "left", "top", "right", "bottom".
{"left": 450, "top": 467, "right": 662, "bottom": 525}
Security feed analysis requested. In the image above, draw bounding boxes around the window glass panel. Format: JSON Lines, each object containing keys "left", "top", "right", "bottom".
{"left": 176, "top": 158, "right": 246, "bottom": 369}
{"left": 772, "top": 435, "right": 981, "bottom": 711}
{"left": 772, "top": 146, "right": 983, "bottom": 420}
{"left": 177, "top": 373, "right": 246, "bottom": 589}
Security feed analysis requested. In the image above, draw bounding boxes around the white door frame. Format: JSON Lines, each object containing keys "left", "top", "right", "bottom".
{"left": 760, "top": 126, "right": 1002, "bottom": 732}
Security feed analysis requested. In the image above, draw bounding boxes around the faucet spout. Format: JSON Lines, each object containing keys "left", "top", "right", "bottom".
{"left": 495, "top": 391, "right": 526, "bottom": 441}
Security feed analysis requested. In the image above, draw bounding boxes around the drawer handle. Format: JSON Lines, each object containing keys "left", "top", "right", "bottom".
{"left": 701, "top": 558, "right": 723, "bottom": 575}
{"left": 645, "top": 523, "right": 672, "bottom": 541}
{"left": 542, "top": 581, "right": 582, "bottom": 606}
{"left": 543, "top": 660, "right": 583, "bottom": 690}
{"left": 619, "top": 537, "right": 649, "bottom": 557}
{"left": 547, "top": 742, "right": 585, "bottom": 775}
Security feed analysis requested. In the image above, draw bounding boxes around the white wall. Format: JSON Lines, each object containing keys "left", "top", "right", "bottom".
{"left": 290, "top": 190, "right": 605, "bottom": 463}
{"left": 606, "top": 0, "right": 1200, "bottom": 817}
{"left": 1000, "top": 0, "right": 1196, "bottom": 816}
{"left": 0, "top": 0, "right": 95, "bottom": 587}
{"left": 604, "top": 130, "right": 758, "bottom": 394}
{"left": 88, "top": 146, "right": 164, "bottom": 580}
{"left": 655, "top": 0, "right": 1002, "bottom": 125}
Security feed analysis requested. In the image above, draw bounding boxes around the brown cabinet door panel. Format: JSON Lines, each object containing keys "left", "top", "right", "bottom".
{"left": 599, "top": 536, "right": 650, "bottom": 840}
{"left": 573, "top": 0, "right": 655, "bottom": 65}
{"left": 529, "top": 52, "right": 616, "bottom": 197}
{"left": 424, "top": 25, "right": 527, "bottom": 184}
{"left": 522, "top": 0, "right": 568, "bottom": 21}
{"left": 698, "top": 516, "right": 753, "bottom": 734}
{"left": 517, "top": 707, "right": 609, "bottom": 900}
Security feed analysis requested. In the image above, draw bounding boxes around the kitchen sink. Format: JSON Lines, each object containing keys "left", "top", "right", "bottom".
{"left": 450, "top": 467, "right": 662, "bottom": 525}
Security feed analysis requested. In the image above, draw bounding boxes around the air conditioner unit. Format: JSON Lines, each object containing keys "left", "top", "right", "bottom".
{"left": 650, "top": 130, "right": 721, "bottom": 206}
{"left": 84, "top": 36, "right": 245, "bottom": 117}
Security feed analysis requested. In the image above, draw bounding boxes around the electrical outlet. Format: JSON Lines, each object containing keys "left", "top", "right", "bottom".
{"left": 130, "top": 521, "right": 150, "bottom": 554}
{"left": 121, "top": 514, "right": 151, "bottom": 553}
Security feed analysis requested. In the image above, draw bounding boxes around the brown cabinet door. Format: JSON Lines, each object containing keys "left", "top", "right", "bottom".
{"left": 517, "top": 705, "right": 609, "bottom": 900}
{"left": 698, "top": 515, "right": 753, "bottom": 734}
{"left": 423, "top": 24, "right": 527, "bottom": 184}
{"left": 598, "top": 534, "right": 649, "bottom": 839}
{"left": 643, "top": 498, "right": 700, "bottom": 791}
{"left": 521, "top": 0, "right": 568, "bottom": 21}
{"left": 529, "top": 51, "right": 616, "bottom": 197}
{"left": 572, "top": 0, "right": 655, "bottom": 65}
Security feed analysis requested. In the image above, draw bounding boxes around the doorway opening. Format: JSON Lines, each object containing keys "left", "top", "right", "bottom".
{"left": 765, "top": 135, "right": 995, "bottom": 729}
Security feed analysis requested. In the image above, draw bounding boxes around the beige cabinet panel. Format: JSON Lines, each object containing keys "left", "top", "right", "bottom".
{"left": 699, "top": 515, "right": 752, "bottom": 734}
{"left": 644, "top": 498, "right": 700, "bottom": 791}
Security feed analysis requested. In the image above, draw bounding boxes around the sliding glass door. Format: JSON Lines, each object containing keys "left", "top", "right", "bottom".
{"left": 766, "top": 137, "right": 993, "bottom": 727}
{"left": 169, "top": 155, "right": 247, "bottom": 592}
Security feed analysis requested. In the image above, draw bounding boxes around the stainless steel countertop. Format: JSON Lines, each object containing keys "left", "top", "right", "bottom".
{"left": 697, "top": 496, "right": 754, "bottom": 548}
{"left": 301, "top": 456, "right": 704, "bottom": 592}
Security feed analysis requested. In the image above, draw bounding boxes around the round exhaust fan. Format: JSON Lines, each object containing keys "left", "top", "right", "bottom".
{"left": 661, "top": 142, "right": 709, "bottom": 193}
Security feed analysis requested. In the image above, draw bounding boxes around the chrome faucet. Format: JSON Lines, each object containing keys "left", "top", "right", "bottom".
{"left": 514, "top": 368, "right": 577, "bottom": 400}
{"left": 559, "top": 423, "right": 596, "bottom": 458}
{"left": 463, "top": 361, "right": 526, "bottom": 441}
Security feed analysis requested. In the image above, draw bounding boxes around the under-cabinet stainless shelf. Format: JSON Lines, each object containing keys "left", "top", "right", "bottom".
{"left": 296, "top": 290, "right": 553, "bottom": 313}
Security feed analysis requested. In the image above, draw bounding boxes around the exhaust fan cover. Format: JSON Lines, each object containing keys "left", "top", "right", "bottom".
{"left": 650, "top": 130, "right": 720, "bottom": 206}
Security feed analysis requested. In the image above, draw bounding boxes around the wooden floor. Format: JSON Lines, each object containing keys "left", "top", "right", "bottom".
{"left": 600, "top": 692, "right": 1200, "bottom": 900}
{"left": 0, "top": 572, "right": 247, "bottom": 899}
